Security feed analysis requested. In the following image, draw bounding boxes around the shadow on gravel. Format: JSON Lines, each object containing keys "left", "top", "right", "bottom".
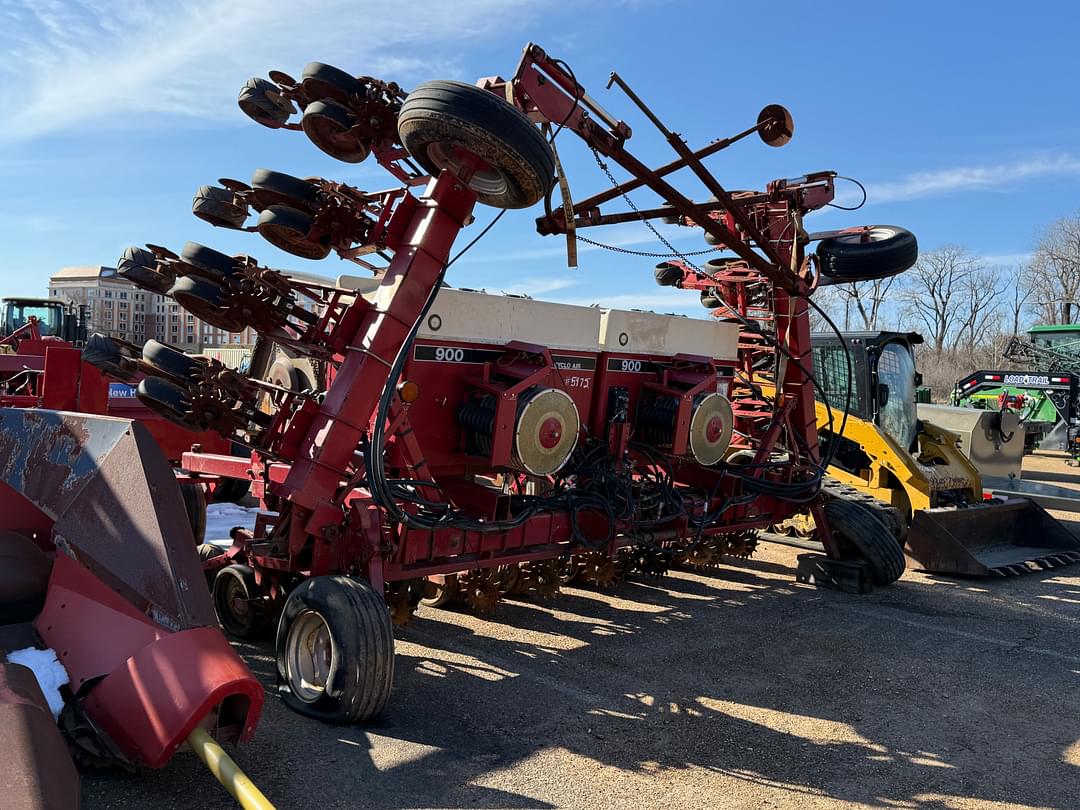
{"left": 84, "top": 556, "right": 1080, "bottom": 809}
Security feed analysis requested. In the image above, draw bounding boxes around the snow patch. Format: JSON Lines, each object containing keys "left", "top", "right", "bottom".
{"left": 205, "top": 503, "right": 261, "bottom": 546}
{"left": 6, "top": 647, "right": 69, "bottom": 718}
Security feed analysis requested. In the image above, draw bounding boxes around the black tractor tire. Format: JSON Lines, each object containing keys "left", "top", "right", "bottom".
{"left": 180, "top": 242, "right": 241, "bottom": 280}
{"left": 704, "top": 257, "right": 732, "bottom": 276}
{"left": 117, "top": 246, "right": 174, "bottom": 294}
{"left": 143, "top": 339, "right": 201, "bottom": 382}
{"left": 822, "top": 478, "right": 907, "bottom": 544}
{"left": 180, "top": 482, "right": 207, "bottom": 544}
{"left": 398, "top": 80, "right": 555, "bottom": 209}
{"left": 198, "top": 543, "right": 224, "bottom": 561}
{"left": 136, "top": 376, "right": 193, "bottom": 428}
{"left": 214, "top": 564, "right": 266, "bottom": 639}
{"left": 816, "top": 226, "right": 918, "bottom": 281}
{"left": 169, "top": 275, "right": 247, "bottom": 333}
{"left": 654, "top": 261, "right": 683, "bottom": 287}
{"left": 420, "top": 574, "right": 459, "bottom": 608}
{"left": 276, "top": 576, "right": 394, "bottom": 723}
{"left": 211, "top": 443, "right": 254, "bottom": 503}
{"left": 660, "top": 203, "right": 681, "bottom": 225}
{"left": 824, "top": 498, "right": 906, "bottom": 586}
{"left": 267, "top": 355, "right": 315, "bottom": 392}
{"left": 212, "top": 478, "right": 251, "bottom": 504}
{"left": 302, "top": 99, "right": 370, "bottom": 164}
{"left": 301, "top": 62, "right": 365, "bottom": 101}
{"left": 703, "top": 230, "right": 721, "bottom": 246}
{"left": 257, "top": 205, "right": 331, "bottom": 260}
{"left": 250, "top": 168, "right": 321, "bottom": 208}
{"left": 193, "top": 185, "right": 248, "bottom": 229}
{"left": 558, "top": 558, "right": 583, "bottom": 585}
{"left": 83, "top": 333, "right": 134, "bottom": 381}
{"left": 238, "top": 77, "right": 293, "bottom": 128}
{"left": 700, "top": 289, "right": 722, "bottom": 309}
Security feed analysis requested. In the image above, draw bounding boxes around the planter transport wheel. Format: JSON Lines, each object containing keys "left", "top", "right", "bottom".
{"left": 654, "top": 261, "right": 683, "bottom": 287}
{"left": 238, "top": 77, "right": 293, "bottom": 128}
{"left": 117, "top": 246, "right": 174, "bottom": 294}
{"left": 276, "top": 576, "right": 394, "bottom": 723}
{"left": 420, "top": 574, "right": 459, "bottom": 608}
{"left": 823, "top": 499, "right": 906, "bottom": 585}
{"left": 398, "top": 80, "right": 555, "bottom": 209}
{"left": 250, "top": 168, "right": 321, "bottom": 208}
{"left": 83, "top": 333, "right": 133, "bottom": 380}
{"left": 192, "top": 185, "right": 248, "bottom": 229}
{"left": 136, "top": 376, "right": 194, "bottom": 428}
{"left": 700, "top": 289, "right": 722, "bottom": 309}
{"left": 180, "top": 242, "right": 241, "bottom": 279}
{"left": 257, "top": 205, "right": 331, "bottom": 260}
{"left": 816, "top": 226, "right": 918, "bottom": 281}
{"left": 214, "top": 564, "right": 264, "bottom": 639}
{"left": 169, "top": 275, "right": 247, "bottom": 333}
{"left": 302, "top": 99, "right": 370, "bottom": 164}
{"left": 142, "top": 339, "right": 201, "bottom": 382}
{"left": 301, "top": 62, "right": 365, "bottom": 101}
{"left": 558, "top": 558, "right": 583, "bottom": 585}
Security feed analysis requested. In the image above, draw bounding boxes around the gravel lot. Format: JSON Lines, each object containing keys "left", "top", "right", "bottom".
{"left": 84, "top": 453, "right": 1080, "bottom": 809}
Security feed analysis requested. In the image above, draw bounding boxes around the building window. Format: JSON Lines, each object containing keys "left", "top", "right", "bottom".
{"left": 186, "top": 336, "right": 194, "bottom": 344}
{"left": 104, "top": 290, "right": 112, "bottom": 299}
{"left": 119, "top": 291, "right": 128, "bottom": 300}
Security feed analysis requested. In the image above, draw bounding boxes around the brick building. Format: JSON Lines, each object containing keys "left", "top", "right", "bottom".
{"left": 48, "top": 266, "right": 259, "bottom": 350}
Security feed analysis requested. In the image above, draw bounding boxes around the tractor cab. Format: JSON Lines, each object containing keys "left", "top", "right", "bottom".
{"left": 1029, "top": 323, "right": 1080, "bottom": 357}
{"left": 1, "top": 297, "right": 87, "bottom": 345}
{"left": 810, "top": 330, "right": 922, "bottom": 452}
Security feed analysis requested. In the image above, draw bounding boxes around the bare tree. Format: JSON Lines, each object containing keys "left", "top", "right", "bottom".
{"left": 1027, "top": 212, "right": 1080, "bottom": 324}
{"left": 830, "top": 276, "right": 899, "bottom": 331}
{"left": 1005, "top": 267, "right": 1034, "bottom": 335}
{"left": 955, "top": 264, "right": 1005, "bottom": 356}
{"left": 899, "top": 245, "right": 980, "bottom": 352}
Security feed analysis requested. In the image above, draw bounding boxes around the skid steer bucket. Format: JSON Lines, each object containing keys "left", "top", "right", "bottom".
{"left": 906, "top": 498, "right": 1080, "bottom": 576}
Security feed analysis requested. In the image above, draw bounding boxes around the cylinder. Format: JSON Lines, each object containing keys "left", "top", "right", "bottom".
{"left": 458, "top": 386, "right": 580, "bottom": 475}
{"left": 637, "top": 392, "right": 733, "bottom": 465}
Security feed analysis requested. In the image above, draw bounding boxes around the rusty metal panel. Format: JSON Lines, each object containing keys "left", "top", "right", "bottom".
{"left": 0, "top": 408, "right": 214, "bottom": 629}
{"left": 0, "top": 663, "right": 81, "bottom": 809}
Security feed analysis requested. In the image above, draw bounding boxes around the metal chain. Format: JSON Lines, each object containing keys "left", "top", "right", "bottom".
{"left": 588, "top": 147, "right": 717, "bottom": 280}
{"left": 574, "top": 232, "right": 719, "bottom": 258}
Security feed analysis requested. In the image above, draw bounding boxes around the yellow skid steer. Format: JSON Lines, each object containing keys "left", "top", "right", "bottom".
{"left": 805, "top": 331, "right": 1080, "bottom": 576}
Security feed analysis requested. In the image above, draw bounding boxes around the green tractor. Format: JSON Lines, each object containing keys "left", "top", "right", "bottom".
{"left": 953, "top": 324, "right": 1080, "bottom": 456}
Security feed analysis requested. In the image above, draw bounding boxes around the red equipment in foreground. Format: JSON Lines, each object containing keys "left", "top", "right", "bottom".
{"left": 0, "top": 409, "right": 262, "bottom": 768}
{"left": 95, "top": 45, "right": 913, "bottom": 723}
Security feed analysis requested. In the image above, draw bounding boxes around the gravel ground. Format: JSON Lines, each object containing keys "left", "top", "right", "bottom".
{"left": 83, "top": 453, "right": 1080, "bottom": 809}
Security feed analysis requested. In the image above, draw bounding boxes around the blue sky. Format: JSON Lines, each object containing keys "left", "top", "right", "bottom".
{"left": 1, "top": 0, "right": 1077, "bottom": 317}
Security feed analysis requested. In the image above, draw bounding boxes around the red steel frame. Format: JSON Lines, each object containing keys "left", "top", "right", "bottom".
{"left": 182, "top": 43, "right": 849, "bottom": 600}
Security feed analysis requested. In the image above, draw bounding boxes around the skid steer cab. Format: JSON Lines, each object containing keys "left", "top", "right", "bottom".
{"left": 809, "top": 331, "right": 1080, "bottom": 577}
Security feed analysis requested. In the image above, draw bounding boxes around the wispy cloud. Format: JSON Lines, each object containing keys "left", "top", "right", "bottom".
{"left": 0, "top": 0, "right": 548, "bottom": 141}
{"left": 846, "top": 153, "right": 1080, "bottom": 205}
{"left": 501, "top": 277, "right": 580, "bottom": 296}
{"left": 978, "top": 252, "right": 1032, "bottom": 267}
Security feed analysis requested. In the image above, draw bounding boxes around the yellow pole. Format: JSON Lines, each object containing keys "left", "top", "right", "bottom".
{"left": 187, "top": 727, "right": 275, "bottom": 810}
